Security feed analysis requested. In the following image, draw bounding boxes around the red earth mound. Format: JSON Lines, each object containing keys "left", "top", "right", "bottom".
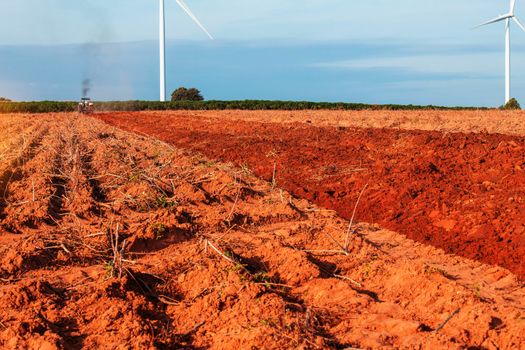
{"left": 98, "top": 111, "right": 525, "bottom": 280}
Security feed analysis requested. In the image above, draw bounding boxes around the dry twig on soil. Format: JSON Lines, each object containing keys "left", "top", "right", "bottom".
{"left": 108, "top": 223, "right": 127, "bottom": 278}
{"left": 225, "top": 175, "right": 241, "bottom": 224}
{"left": 434, "top": 308, "right": 461, "bottom": 333}
{"left": 344, "top": 183, "right": 368, "bottom": 252}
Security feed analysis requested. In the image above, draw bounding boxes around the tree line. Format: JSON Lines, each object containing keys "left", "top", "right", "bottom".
{"left": 0, "top": 86, "right": 509, "bottom": 113}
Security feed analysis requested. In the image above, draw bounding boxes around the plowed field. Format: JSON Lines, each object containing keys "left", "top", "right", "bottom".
{"left": 98, "top": 111, "right": 525, "bottom": 281}
{"left": 0, "top": 113, "right": 524, "bottom": 349}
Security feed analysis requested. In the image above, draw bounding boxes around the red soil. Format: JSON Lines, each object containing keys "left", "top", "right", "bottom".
{"left": 98, "top": 111, "right": 525, "bottom": 280}
{"left": 1, "top": 113, "right": 524, "bottom": 349}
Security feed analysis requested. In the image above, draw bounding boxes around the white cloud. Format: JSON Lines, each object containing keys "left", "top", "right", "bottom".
{"left": 311, "top": 52, "right": 525, "bottom": 75}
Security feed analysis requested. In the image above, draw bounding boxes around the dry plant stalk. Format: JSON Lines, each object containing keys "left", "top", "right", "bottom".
{"left": 343, "top": 183, "right": 368, "bottom": 252}
{"left": 109, "top": 223, "right": 127, "bottom": 279}
{"left": 309, "top": 184, "right": 368, "bottom": 256}
{"left": 225, "top": 174, "right": 241, "bottom": 223}
{"left": 271, "top": 160, "right": 277, "bottom": 190}
{"left": 265, "top": 149, "right": 278, "bottom": 190}
{"left": 205, "top": 239, "right": 292, "bottom": 289}
{"left": 205, "top": 239, "right": 240, "bottom": 266}
{"left": 434, "top": 308, "right": 460, "bottom": 333}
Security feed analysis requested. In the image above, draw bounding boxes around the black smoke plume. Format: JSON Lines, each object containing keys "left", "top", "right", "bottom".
{"left": 82, "top": 79, "right": 91, "bottom": 98}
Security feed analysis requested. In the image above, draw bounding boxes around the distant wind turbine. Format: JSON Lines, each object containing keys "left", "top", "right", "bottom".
{"left": 159, "top": 0, "right": 214, "bottom": 102}
{"left": 475, "top": 0, "right": 525, "bottom": 104}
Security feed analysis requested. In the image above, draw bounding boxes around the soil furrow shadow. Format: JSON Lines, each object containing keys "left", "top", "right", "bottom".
{"left": 47, "top": 138, "right": 67, "bottom": 224}
{"left": 81, "top": 149, "right": 108, "bottom": 206}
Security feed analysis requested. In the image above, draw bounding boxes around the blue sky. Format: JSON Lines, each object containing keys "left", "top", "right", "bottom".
{"left": 0, "top": 0, "right": 524, "bottom": 106}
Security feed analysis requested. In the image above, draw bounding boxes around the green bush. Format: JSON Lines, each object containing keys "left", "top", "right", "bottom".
{"left": 0, "top": 101, "right": 76, "bottom": 113}
{"left": 171, "top": 87, "right": 204, "bottom": 101}
{"left": 0, "top": 97, "right": 11, "bottom": 102}
{"left": 501, "top": 98, "right": 521, "bottom": 110}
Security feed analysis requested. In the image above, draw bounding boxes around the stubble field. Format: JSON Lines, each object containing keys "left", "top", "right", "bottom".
{"left": 0, "top": 111, "right": 524, "bottom": 349}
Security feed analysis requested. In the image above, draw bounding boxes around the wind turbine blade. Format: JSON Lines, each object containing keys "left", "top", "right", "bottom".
{"left": 474, "top": 14, "right": 513, "bottom": 28}
{"left": 174, "top": 0, "right": 214, "bottom": 40}
{"left": 511, "top": 0, "right": 517, "bottom": 14}
{"left": 513, "top": 17, "right": 525, "bottom": 32}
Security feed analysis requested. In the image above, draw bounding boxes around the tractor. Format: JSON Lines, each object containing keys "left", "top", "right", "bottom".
{"left": 78, "top": 97, "right": 94, "bottom": 114}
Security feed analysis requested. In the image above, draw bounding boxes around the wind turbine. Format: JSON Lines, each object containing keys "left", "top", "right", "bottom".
{"left": 475, "top": 0, "right": 525, "bottom": 104}
{"left": 159, "top": 0, "right": 214, "bottom": 102}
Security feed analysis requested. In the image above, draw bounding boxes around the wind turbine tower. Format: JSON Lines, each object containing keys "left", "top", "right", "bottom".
{"left": 476, "top": 0, "right": 525, "bottom": 104}
{"left": 158, "top": 0, "right": 214, "bottom": 102}
{"left": 160, "top": 0, "right": 166, "bottom": 102}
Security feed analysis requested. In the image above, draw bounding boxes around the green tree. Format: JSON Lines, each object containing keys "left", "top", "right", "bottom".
{"left": 171, "top": 87, "right": 204, "bottom": 101}
{"left": 0, "top": 97, "right": 11, "bottom": 102}
{"left": 501, "top": 98, "right": 521, "bottom": 110}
